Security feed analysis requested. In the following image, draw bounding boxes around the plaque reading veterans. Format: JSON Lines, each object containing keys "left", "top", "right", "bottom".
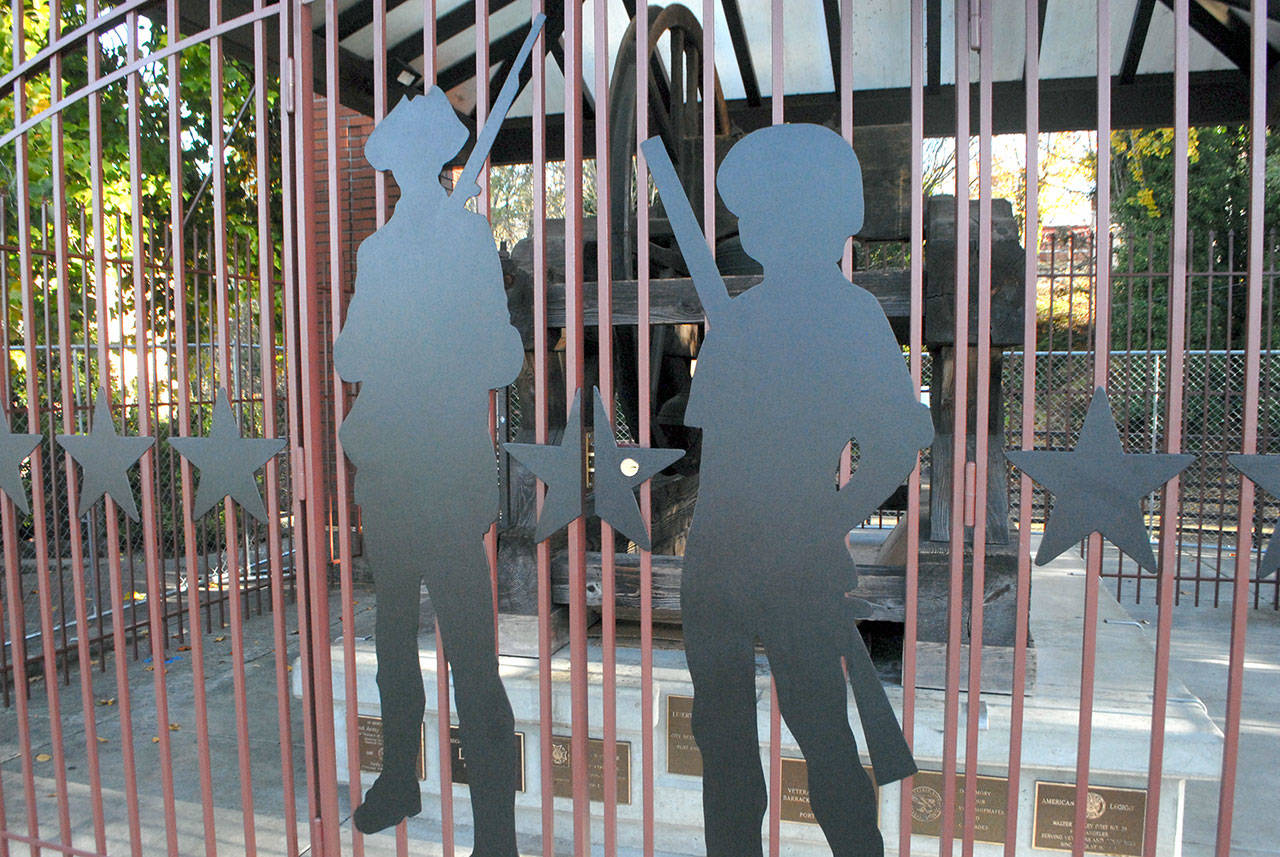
{"left": 550, "top": 736, "right": 630, "bottom": 804}
{"left": 779, "top": 757, "right": 878, "bottom": 825}
{"left": 1033, "top": 782, "right": 1147, "bottom": 856}
{"left": 909, "top": 770, "right": 1008, "bottom": 844}
{"left": 357, "top": 714, "right": 426, "bottom": 782}
{"left": 450, "top": 726, "right": 526, "bottom": 791}
{"left": 666, "top": 695, "right": 702, "bottom": 776}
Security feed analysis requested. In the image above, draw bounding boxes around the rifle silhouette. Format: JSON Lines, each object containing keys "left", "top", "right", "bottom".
{"left": 453, "top": 13, "right": 547, "bottom": 204}
{"left": 640, "top": 134, "right": 917, "bottom": 787}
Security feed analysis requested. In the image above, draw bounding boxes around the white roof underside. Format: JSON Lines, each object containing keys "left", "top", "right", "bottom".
{"left": 316, "top": 0, "right": 1255, "bottom": 118}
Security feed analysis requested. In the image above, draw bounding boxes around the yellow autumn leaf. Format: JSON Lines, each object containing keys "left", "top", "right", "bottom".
{"left": 35, "top": 753, "right": 51, "bottom": 762}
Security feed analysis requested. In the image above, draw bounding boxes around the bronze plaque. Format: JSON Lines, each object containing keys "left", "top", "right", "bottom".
{"left": 909, "top": 770, "right": 1008, "bottom": 844}
{"left": 449, "top": 726, "right": 526, "bottom": 791}
{"left": 779, "top": 757, "right": 878, "bottom": 824}
{"left": 356, "top": 714, "right": 426, "bottom": 782}
{"left": 550, "top": 735, "right": 630, "bottom": 805}
{"left": 1033, "top": 781, "right": 1147, "bottom": 856}
{"left": 666, "top": 695, "right": 702, "bottom": 776}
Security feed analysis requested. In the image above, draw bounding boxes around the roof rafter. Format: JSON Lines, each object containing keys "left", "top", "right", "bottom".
{"left": 720, "top": 0, "right": 761, "bottom": 106}
{"left": 1120, "top": 0, "right": 1157, "bottom": 84}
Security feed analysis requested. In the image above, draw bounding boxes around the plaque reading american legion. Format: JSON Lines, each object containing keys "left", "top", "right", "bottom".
{"left": 1033, "top": 781, "right": 1147, "bottom": 856}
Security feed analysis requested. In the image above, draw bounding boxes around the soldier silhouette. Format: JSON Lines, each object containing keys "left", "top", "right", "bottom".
{"left": 334, "top": 88, "right": 523, "bottom": 848}
{"left": 644, "top": 125, "right": 932, "bottom": 857}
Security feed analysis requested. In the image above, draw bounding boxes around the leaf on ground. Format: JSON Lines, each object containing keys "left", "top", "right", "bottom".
{"left": 177, "top": 645, "right": 191, "bottom": 652}
{"left": 169, "top": 723, "right": 180, "bottom": 731}
{"left": 97, "top": 736, "right": 108, "bottom": 744}
{"left": 97, "top": 697, "right": 116, "bottom": 706}
{"left": 151, "top": 737, "right": 160, "bottom": 744}
{"left": 35, "top": 753, "right": 51, "bottom": 762}
{"left": 214, "top": 636, "right": 225, "bottom": 643}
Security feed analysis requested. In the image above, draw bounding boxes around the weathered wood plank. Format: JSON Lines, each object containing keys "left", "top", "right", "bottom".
{"left": 549, "top": 551, "right": 906, "bottom": 623}
{"left": 544, "top": 269, "right": 912, "bottom": 327}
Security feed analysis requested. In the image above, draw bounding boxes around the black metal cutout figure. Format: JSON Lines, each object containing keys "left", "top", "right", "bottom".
{"left": 644, "top": 126, "right": 930, "bottom": 857}
{"left": 336, "top": 91, "right": 529, "bottom": 844}
{"left": 57, "top": 389, "right": 155, "bottom": 521}
{"left": 1229, "top": 454, "right": 1280, "bottom": 577}
{"left": 1007, "top": 386, "right": 1193, "bottom": 571}
{"left": 167, "top": 388, "right": 285, "bottom": 522}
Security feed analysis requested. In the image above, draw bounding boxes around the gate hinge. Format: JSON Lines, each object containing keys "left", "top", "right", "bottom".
{"left": 292, "top": 444, "right": 306, "bottom": 501}
{"left": 282, "top": 56, "right": 295, "bottom": 115}
{"left": 963, "top": 460, "right": 978, "bottom": 528}
{"left": 969, "top": 5, "right": 982, "bottom": 52}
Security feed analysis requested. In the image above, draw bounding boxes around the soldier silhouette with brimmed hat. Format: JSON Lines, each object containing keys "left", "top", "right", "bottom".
{"left": 644, "top": 124, "right": 932, "bottom": 857}
{"left": 334, "top": 86, "right": 524, "bottom": 848}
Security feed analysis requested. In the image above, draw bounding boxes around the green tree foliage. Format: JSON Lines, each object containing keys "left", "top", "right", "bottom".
{"left": 0, "top": 4, "right": 282, "bottom": 356}
{"left": 1110, "top": 126, "right": 1280, "bottom": 351}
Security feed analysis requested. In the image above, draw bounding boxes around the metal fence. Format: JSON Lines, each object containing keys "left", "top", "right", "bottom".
{"left": 0, "top": 3, "right": 1275, "bottom": 857}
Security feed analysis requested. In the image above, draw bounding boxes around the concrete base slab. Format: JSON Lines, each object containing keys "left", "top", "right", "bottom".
{"left": 315, "top": 544, "right": 1223, "bottom": 856}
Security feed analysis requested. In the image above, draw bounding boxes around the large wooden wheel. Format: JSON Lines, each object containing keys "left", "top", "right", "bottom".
{"left": 607, "top": 4, "right": 730, "bottom": 279}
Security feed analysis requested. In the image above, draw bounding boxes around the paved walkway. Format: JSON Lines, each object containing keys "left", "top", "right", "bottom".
{"left": 1, "top": 546, "right": 1277, "bottom": 856}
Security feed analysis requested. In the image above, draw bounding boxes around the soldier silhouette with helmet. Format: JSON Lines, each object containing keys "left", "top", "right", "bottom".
{"left": 334, "top": 86, "right": 523, "bottom": 848}
{"left": 644, "top": 124, "right": 933, "bottom": 857}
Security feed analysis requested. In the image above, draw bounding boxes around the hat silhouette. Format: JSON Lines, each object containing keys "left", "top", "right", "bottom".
{"left": 365, "top": 87, "right": 468, "bottom": 179}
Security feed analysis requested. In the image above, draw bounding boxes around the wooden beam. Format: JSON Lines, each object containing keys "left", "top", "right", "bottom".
{"left": 1156, "top": 0, "right": 1278, "bottom": 73}
{"left": 927, "top": 0, "right": 941, "bottom": 88}
{"left": 543, "top": 270, "right": 913, "bottom": 327}
{"left": 822, "top": 0, "right": 842, "bottom": 86}
{"left": 548, "top": 551, "right": 907, "bottom": 623}
{"left": 335, "top": 0, "right": 413, "bottom": 42}
{"left": 720, "top": 0, "right": 762, "bottom": 106}
{"left": 1120, "top": 0, "right": 1156, "bottom": 84}
{"left": 385, "top": 0, "right": 524, "bottom": 71}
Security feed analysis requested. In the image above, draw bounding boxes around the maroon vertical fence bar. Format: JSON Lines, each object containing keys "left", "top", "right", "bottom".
{"left": 963, "top": 1, "right": 995, "bottom": 852}
{"left": 1003, "top": 0, "right": 1039, "bottom": 853}
{"left": 126, "top": 10, "right": 182, "bottom": 851}
{"left": 46, "top": 0, "right": 108, "bottom": 848}
{"left": 1216, "top": 0, "right": 1268, "bottom": 852}
{"left": 767, "top": 4, "right": 783, "bottom": 854}
{"left": 291, "top": 1, "right": 344, "bottom": 852}
{"left": 528, "top": 2, "right": 554, "bottom": 855}
{"left": 251, "top": 0, "right": 302, "bottom": 850}
{"left": 1144, "top": 1, "right": 1191, "bottom": 853}
{"left": 209, "top": 3, "right": 262, "bottom": 850}
{"left": 1072, "top": 0, "right": 1113, "bottom": 852}
{"left": 322, "top": 0, "right": 364, "bottom": 853}
{"left": 635, "top": 3, "right": 655, "bottom": 854}
{"left": 593, "top": 0, "right": 620, "bottom": 853}
{"left": 563, "top": 0, "right": 590, "bottom": 853}
{"left": 940, "top": 0, "right": 972, "bottom": 853}
{"left": 14, "top": 13, "right": 75, "bottom": 853}
{"left": 166, "top": 1, "right": 219, "bottom": 853}
{"left": 0, "top": 28, "right": 40, "bottom": 839}
{"left": 900, "top": 1, "right": 924, "bottom": 853}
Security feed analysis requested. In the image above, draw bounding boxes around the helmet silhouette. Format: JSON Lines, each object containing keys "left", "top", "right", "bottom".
{"left": 717, "top": 124, "right": 864, "bottom": 266}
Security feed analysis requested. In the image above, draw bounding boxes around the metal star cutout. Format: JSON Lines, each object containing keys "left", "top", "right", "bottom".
{"left": 0, "top": 418, "right": 41, "bottom": 514}
{"left": 167, "top": 389, "right": 286, "bottom": 522}
{"left": 57, "top": 389, "right": 155, "bottom": 521}
{"left": 1228, "top": 454, "right": 1280, "bottom": 577}
{"left": 503, "top": 388, "right": 586, "bottom": 542}
{"left": 1006, "top": 387, "right": 1193, "bottom": 572}
{"left": 589, "top": 388, "right": 684, "bottom": 550}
